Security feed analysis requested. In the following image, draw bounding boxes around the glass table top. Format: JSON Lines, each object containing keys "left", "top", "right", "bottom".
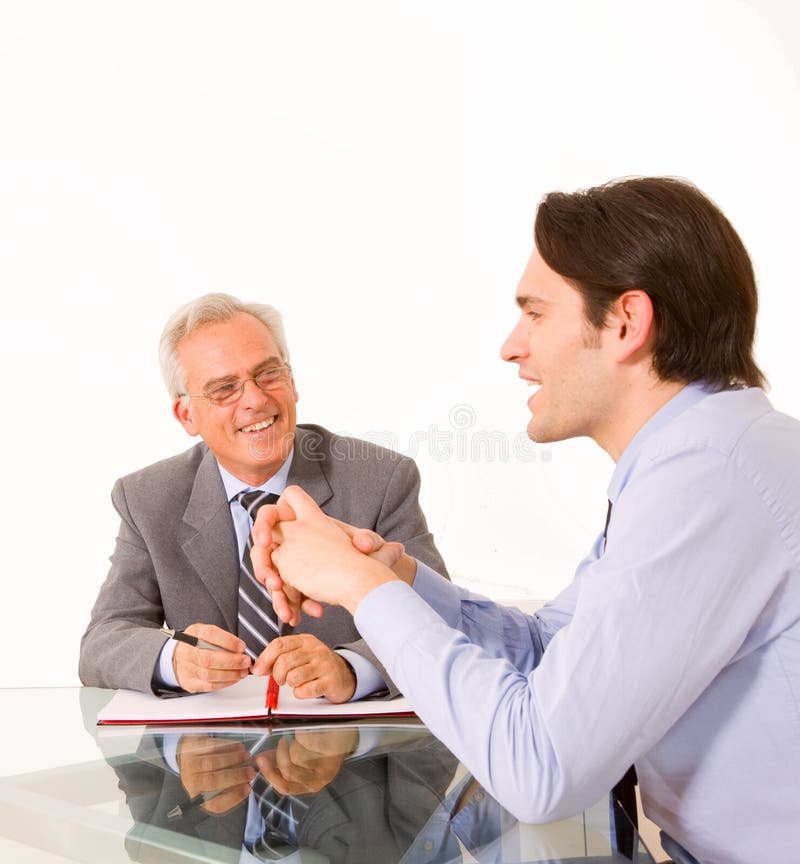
{"left": 0, "top": 687, "right": 655, "bottom": 863}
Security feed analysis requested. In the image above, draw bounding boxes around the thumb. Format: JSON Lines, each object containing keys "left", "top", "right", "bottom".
{"left": 278, "top": 484, "right": 328, "bottom": 523}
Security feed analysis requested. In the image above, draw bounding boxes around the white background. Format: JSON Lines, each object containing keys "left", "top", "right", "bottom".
{"left": 1, "top": 0, "right": 798, "bottom": 687}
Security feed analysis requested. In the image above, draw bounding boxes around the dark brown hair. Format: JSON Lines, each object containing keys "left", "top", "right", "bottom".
{"left": 534, "top": 176, "right": 766, "bottom": 390}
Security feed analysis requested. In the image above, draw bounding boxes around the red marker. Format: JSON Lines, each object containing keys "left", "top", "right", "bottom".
{"left": 266, "top": 675, "right": 280, "bottom": 716}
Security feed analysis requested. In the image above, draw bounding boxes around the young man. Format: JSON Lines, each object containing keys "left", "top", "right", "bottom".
{"left": 79, "top": 294, "right": 447, "bottom": 701}
{"left": 252, "top": 178, "right": 800, "bottom": 864}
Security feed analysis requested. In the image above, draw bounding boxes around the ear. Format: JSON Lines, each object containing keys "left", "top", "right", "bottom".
{"left": 173, "top": 397, "right": 199, "bottom": 437}
{"left": 606, "top": 289, "right": 655, "bottom": 363}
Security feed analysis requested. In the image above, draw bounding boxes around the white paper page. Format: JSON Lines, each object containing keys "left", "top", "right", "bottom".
{"left": 97, "top": 675, "right": 414, "bottom": 724}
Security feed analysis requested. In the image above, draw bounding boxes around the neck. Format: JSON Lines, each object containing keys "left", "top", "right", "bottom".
{"left": 597, "top": 375, "right": 686, "bottom": 462}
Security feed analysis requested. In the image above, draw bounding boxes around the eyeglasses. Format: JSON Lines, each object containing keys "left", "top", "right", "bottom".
{"left": 181, "top": 363, "right": 292, "bottom": 406}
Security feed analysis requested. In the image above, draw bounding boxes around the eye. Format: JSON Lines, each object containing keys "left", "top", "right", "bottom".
{"left": 526, "top": 311, "right": 543, "bottom": 321}
{"left": 208, "top": 382, "right": 239, "bottom": 400}
{"left": 255, "top": 367, "right": 285, "bottom": 386}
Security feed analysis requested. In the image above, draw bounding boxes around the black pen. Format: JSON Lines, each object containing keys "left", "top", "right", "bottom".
{"left": 161, "top": 627, "right": 257, "bottom": 660}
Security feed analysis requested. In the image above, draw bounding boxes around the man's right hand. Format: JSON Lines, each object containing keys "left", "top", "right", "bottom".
{"left": 254, "top": 728, "right": 358, "bottom": 796}
{"left": 173, "top": 624, "right": 252, "bottom": 693}
{"left": 177, "top": 735, "right": 256, "bottom": 815}
{"left": 251, "top": 492, "right": 415, "bottom": 624}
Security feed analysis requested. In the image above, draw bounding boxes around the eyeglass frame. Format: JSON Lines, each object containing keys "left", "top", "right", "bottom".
{"left": 180, "top": 362, "right": 293, "bottom": 406}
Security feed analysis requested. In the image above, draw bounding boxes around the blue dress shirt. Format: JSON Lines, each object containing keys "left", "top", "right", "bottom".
{"left": 354, "top": 383, "right": 800, "bottom": 864}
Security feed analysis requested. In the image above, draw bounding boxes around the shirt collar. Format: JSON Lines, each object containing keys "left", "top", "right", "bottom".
{"left": 608, "top": 381, "right": 713, "bottom": 502}
{"left": 217, "top": 448, "right": 295, "bottom": 503}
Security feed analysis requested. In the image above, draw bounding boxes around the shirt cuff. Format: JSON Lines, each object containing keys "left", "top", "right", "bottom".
{"left": 410, "top": 560, "right": 463, "bottom": 627}
{"left": 354, "top": 579, "right": 449, "bottom": 677}
{"left": 162, "top": 733, "right": 181, "bottom": 774}
{"left": 154, "top": 638, "right": 180, "bottom": 691}
{"left": 336, "top": 649, "right": 386, "bottom": 700}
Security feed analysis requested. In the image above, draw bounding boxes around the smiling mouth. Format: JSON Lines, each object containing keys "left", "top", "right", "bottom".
{"left": 240, "top": 417, "right": 276, "bottom": 433}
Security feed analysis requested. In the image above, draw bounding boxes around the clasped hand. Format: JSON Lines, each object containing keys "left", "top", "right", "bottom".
{"left": 249, "top": 486, "right": 413, "bottom": 624}
{"left": 176, "top": 728, "right": 359, "bottom": 814}
{"left": 172, "top": 625, "right": 358, "bottom": 703}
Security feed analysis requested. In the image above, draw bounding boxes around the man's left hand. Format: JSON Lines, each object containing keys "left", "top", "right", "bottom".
{"left": 252, "top": 634, "right": 356, "bottom": 703}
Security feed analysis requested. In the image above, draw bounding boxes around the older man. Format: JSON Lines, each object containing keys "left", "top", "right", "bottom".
{"left": 79, "top": 293, "right": 447, "bottom": 701}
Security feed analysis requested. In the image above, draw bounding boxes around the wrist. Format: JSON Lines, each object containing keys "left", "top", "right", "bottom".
{"left": 393, "top": 553, "right": 417, "bottom": 586}
{"left": 341, "top": 559, "right": 398, "bottom": 614}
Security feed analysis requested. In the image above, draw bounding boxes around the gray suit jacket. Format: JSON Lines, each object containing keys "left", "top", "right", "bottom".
{"left": 79, "top": 424, "right": 448, "bottom": 695}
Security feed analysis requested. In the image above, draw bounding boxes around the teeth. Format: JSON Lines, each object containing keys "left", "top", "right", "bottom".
{"left": 241, "top": 418, "right": 275, "bottom": 433}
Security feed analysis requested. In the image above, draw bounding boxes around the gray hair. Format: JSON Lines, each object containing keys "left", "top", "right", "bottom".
{"left": 159, "top": 293, "right": 290, "bottom": 400}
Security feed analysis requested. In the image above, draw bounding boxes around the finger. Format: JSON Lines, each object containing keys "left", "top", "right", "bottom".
{"left": 369, "top": 540, "right": 406, "bottom": 568}
{"left": 274, "top": 736, "right": 317, "bottom": 786}
{"left": 251, "top": 502, "right": 283, "bottom": 547}
{"left": 185, "top": 643, "right": 252, "bottom": 673}
{"left": 350, "top": 527, "right": 384, "bottom": 554}
{"left": 301, "top": 597, "right": 326, "bottom": 618}
{"left": 250, "top": 542, "right": 281, "bottom": 589}
{"left": 252, "top": 498, "right": 296, "bottom": 548}
{"left": 177, "top": 671, "right": 251, "bottom": 693}
{"left": 293, "top": 728, "right": 359, "bottom": 757}
{"left": 184, "top": 623, "right": 249, "bottom": 655}
{"left": 181, "top": 740, "right": 253, "bottom": 773}
{"left": 270, "top": 585, "right": 302, "bottom": 628}
{"left": 272, "top": 485, "right": 328, "bottom": 527}
{"left": 253, "top": 748, "right": 307, "bottom": 796}
{"left": 174, "top": 647, "right": 251, "bottom": 694}
{"left": 252, "top": 635, "right": 307, "bottom": 676}
{"left": 290, "top": 673, "right": 325, "bottom": 700}
{"left": 193, "top": 764, "right": 257, "bottom": 795}
{"left": 201, "top": 783, "right": 253, "bottom": 815}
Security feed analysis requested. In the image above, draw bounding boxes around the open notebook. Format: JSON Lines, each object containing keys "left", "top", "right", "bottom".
{"left": 97, "top": 674, "right": 415, "bottom": 725}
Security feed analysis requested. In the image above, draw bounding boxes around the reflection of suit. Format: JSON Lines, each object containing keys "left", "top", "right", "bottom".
{"left": 114, "top": 730, "right": 460, "bottom": 864}
{"left": 79, "top": 424, "right": 448, "bottom": 694}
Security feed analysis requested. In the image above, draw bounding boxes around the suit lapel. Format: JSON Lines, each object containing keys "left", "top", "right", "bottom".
{"left": 287, "top": 427, "right": 333, "bottom": 508}
{"left": 179, "top": 431, "right": 330, "bottom": 633}
{"left": 181, "top": 447, "right": 240, "bottom": 631}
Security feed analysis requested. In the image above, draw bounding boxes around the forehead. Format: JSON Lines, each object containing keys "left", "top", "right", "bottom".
{"left": 515, "top": 248, "right": 583, "bottom": 309}
{"left": 178, "top": 313, "right": 281, "bottom": 383}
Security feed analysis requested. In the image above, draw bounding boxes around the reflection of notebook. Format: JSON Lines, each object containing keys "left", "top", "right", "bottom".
{"left": 97, "top": 674, "right": 415, "bottom": 725}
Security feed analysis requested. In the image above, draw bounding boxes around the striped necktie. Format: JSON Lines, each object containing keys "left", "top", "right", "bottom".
{"left": 235, "top": 491, "right": 281, "bottom": 659}
{"left": 249, "top": 773, "right": 309, "bottom": 860}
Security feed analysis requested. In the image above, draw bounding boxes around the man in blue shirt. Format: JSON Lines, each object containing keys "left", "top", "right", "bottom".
{"left": 251, "top": 177, "right": 800, "bottom": 864}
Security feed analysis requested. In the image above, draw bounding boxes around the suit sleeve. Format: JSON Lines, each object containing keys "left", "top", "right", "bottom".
{"left": 78, "top": 478, "right": 173, "bottom": 693}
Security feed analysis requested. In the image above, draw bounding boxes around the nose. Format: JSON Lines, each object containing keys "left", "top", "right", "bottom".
{"left": 500, "top": 315, "right": 528, "bottom": 364}
{"left": 239, "top": 376, "right": 270, "bottom": 409}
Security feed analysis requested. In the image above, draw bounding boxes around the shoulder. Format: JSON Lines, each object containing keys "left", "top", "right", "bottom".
{"left": 113, "top": 442, "right": 210, "bottom": 506}
{"left": 630, "top": 388, "right": 800, "bottom": 544}
{"left": 295, "top": 423, "right": 414, "bottom": 477}
{"left": 293, "top": 424, "right": 422, "bottom": 524}
{"left": 644, "top": 387, "right": 800, "bottom": 468}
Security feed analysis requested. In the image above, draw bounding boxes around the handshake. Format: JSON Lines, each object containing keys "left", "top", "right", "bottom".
{"left": 250, "top": 485, "right": 419, "bottom": 626}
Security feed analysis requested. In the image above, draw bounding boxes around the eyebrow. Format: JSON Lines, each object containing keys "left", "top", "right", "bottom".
{"left": 201, "top": 356, "right": 284, "bottom": 390}
{"left": 515, "top": 294, "right": 552, "bottom": 309}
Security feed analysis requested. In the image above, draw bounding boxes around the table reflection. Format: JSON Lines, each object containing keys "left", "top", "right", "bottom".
{"left": 0, "top": 688, "right": 655, "bottom": 864}
{"left": 115, "top": 723, "right": 462, "bottom": 863}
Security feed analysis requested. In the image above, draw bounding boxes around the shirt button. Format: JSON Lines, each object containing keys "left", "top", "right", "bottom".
{"left": 424, "top": 841, "right": 433, "bottom": 851}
